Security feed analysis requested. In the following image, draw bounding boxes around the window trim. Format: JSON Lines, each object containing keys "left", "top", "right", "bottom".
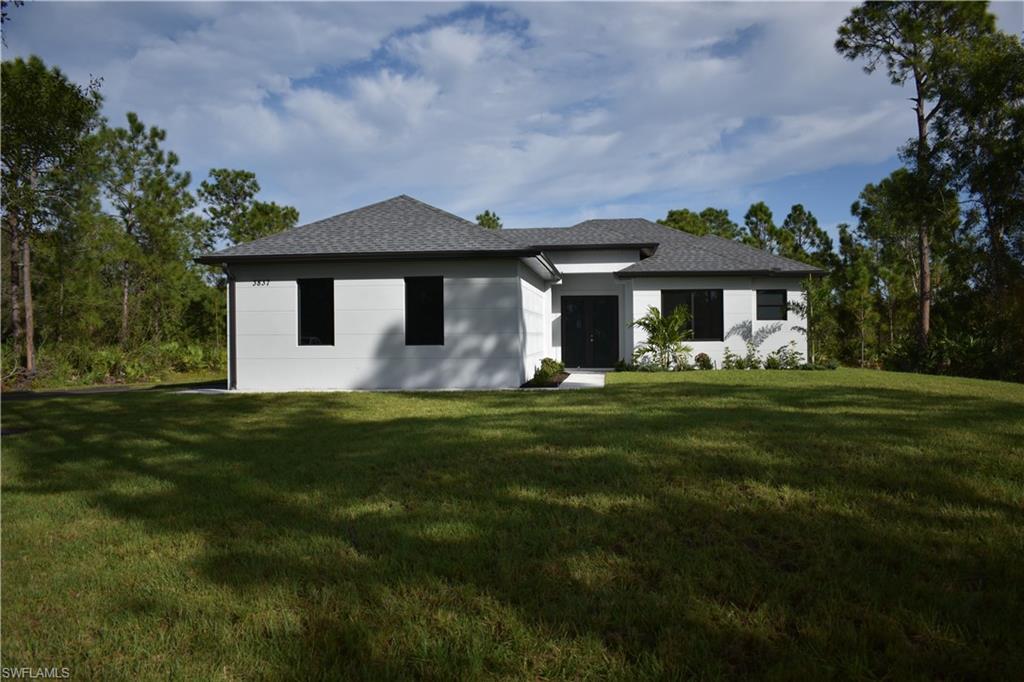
{"left": 756, "top": 289, "right": 788, "bottom": 321}
{"left": 297, "top": 278, "right": 335, "bottom": 346}
{"left": 404, "top": 276, "right": 445, "bottom": 346}
{"left": 661, "top": 289, "right": 725, "bottom": 342}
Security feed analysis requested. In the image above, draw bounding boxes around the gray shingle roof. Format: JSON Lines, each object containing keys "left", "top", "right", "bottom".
{"left": 196, "top": 195, "right": 534, "bottom": 263}
{"left": 196, "top": 195, "right": 824, "bottom": 276}
{"left": 502, "top": 222, "right": 657, "bottom": 249}
{"left": 508, "top": 218, "right": 822, "bottom": 276}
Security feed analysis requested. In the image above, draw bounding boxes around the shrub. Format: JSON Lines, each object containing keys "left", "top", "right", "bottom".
{"left": 764, "top": 341, "right": 805, "bottom": 370}
{"left": 743, "top": 341, "right": 762, "bottom": 370}
{"left": 799, "top": 359, "right": 839, "bottom": 371}
{"left": 532, "top": 357, "right": 565, "bottom": 385}
{"left": 694, "top": 353, "right": 713, "bottom": 370}
{"left": 10, "top": 341, "right": 228, "bottom": 389}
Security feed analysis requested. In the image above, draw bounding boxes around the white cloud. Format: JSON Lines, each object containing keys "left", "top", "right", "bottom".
{"left": 6, "top": 1, "right": 1020, "bottom": 228}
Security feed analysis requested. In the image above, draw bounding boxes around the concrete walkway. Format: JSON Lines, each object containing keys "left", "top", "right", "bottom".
{"left": 558, "top": 370, "right": 607, "bottom": 390}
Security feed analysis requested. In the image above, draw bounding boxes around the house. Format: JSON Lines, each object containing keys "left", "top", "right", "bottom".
{"left": 196, "top": 195, "right": 822, "bottom": 390}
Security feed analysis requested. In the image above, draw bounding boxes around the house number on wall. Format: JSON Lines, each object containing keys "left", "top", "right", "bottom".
{"left": 251, "top": 280, "right": 270, "bottom": 287}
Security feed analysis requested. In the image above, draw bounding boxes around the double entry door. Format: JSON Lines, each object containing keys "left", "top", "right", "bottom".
{"left": 560, "top": 296, "right": 619, "bottom": 368}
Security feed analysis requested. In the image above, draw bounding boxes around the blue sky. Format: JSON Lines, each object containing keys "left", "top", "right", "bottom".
{"left": 5, "top": 1, "right": 1022, "bottom": 239}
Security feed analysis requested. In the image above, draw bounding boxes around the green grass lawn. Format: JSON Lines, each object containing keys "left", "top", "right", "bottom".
{"left": 3, "top": 369, "right": 1023, "bottom": 679}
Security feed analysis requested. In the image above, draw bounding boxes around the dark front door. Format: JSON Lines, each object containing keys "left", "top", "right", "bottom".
{"left": 561, "top": 296, "right": 619, "bottom": 368}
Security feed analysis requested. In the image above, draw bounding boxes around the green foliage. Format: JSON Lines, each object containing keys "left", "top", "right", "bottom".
{"left": 765, "top": 342, "right": 805, "bottom": 370}
{"left": 658, "top": 207, "right": 741, "bottom": 240}
{"left": 694, "top": 352, "right": 713, "bottom": 370}
{"left": 631, "top": 305, "right": 693, "bottom": 370}
{"left": 721, "top": 347, "right": 742, "bottom": 370}
{"left": 476, "top": 210, "right": 502, "bottom": 230}
{"left": 742, "top": 201, "right": 778, "bottom": 252}
{"left": 530, "top": 357, "right": 565, "bottom": 385}
{"left": 1, "top": 55, "right": 104, "bottom": 372}
{"left": 197, "top": 168, "right": 299, "bottom": 247}
{"left": 778, "top": 204, "right": 836, "bottom": 268}
{"left": 835, "top": 2, "right": 994, "bottom": 92}
{"left": 23, "top": 340, "right": 225, "bottom": 387}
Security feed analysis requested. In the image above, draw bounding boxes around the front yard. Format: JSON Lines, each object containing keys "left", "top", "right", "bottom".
{"left": 3, "top": 369, "right": 1023, "bottom": 678}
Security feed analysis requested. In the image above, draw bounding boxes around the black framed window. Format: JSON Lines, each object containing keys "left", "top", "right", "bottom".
{"left": 757, "top": 290, "right": 788, "bottom": 321}
{"left": 297, "top": 279, "right": 334, "bottom": 345}
{"left": 405, "top": 276, "right": 444, "bottom": 345}
{"left": 662, "top": 289, "right": 724, "bottom": 341}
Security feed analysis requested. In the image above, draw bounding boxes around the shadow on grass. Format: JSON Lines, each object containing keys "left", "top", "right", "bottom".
{"left": 4, "top": 376, "right": 1024, "bottom": 678}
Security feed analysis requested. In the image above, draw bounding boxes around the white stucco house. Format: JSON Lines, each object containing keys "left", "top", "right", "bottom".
{"left": 196, "top": 195, "right": 822, "bottom": 390}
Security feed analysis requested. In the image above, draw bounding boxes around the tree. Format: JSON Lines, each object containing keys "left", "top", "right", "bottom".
{"left": 659, "top": 207, "right": 741, "bottom": 239}
{"left": 1, "top": 56, "right": 102, "bottom": 373}
{"left": 852, "top": 168, "right": 959, "bottom": 350}
{"left": 476, "top": 210, "right": 502, "bottom": 230}
{"left": 836, "top": 225, "right": 880, "bottom": 366}
{"left": 658, "top": 208, "right": 704, "bottom": 234}
{"left": 931, "top": 30, "right": 1024, "bottom": 380}
{"left": 631, "top": 305, "right": 693, "bottom": 370}
{"left": 699, "top": 208, "right": 742, "bottom": 240}
{"left": 197, "top": 168, "right": 298, "bottom": 248}
{"left": 99, "top": 112, "right": 196, "bottom": 346}
{"left": 932, "top": 31, "right": 1024, "bottom": 288}
{"left": 836, "top": 1, "right": 996, "bottom": 353}
{"left": 778, "top": 204, "right": 835, "bottom": 267}
{"left": 742, "top": 202, "right": 778, "bottom": 251}
{"left": 240, "top": 202, "right": 299, "bottom": 244}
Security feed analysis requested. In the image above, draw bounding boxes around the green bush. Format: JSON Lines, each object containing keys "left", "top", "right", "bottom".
{"left": 764, "top": 342, "right": 804, "bottom": 370}
{"left": 631, "top": 306, "right": 693, "bottom": 370}
{"left": 10, "top": 341, "right": 228, "bottom": 389}
{"left": 694, "top": 353, "right": 713, "bottom": 370}
{"left": 531, "top": 357, "right": 565, "bottom": 385}
{"left": 799, "top": 360, "right": 839, "bottom": 371}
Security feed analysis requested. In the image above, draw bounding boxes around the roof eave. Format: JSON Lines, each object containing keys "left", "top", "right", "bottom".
{"left": 194, "top": 248, "right": 542, "bottom": 266}
{"left": 530, "top": 241, "right": 659, "bottom": 252}
{"left": 615, "top": 268, "right": 825, "bottom": 278}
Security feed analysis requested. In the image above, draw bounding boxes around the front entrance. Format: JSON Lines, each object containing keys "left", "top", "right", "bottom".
{"left": 561, "top": 295, "right": 619, "bottom": 368}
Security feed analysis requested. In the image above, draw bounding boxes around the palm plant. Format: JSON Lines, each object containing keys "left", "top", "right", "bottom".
{"left": 631, "top": 306, "right": 693, "bottom": 370}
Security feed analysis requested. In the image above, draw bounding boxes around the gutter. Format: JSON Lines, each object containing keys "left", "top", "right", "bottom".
{"left": 530, "top": 252, "right": 562, "bottom": 282}
{"left": 615, "top": 267, "right": 826, "bottom": 278}
{"left": 194, "top": 248, "right": 542, "bottom": 266}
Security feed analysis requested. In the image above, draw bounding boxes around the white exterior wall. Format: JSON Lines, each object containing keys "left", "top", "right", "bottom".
{"left": 517, "top": 263, "right": 548, "bottom": 380}
{"left": 630, "top": 276, "right": 807, "bottom": 367}
{"left": 547, "top": 249, "right": 641, "bottom": 274}
{"left": 230, "top": 259, "right": 525, "bottom": 390}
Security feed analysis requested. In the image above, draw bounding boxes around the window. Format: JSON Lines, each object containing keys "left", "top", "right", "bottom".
{"left": 405, "top": 276, "right": 444, "bottom": 345}
{"left": 661, "top": 289, "right": 724, "bottom": 341}
{"left": 297, "top": 279, "right": 334, "bottom": 345}
{"left": 757, "top": 290, "right": 788, "bottom": 321}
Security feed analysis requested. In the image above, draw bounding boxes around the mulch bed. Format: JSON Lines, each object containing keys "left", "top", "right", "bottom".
{"left": 520, "top": 371, "right": 570, "bottom": 389}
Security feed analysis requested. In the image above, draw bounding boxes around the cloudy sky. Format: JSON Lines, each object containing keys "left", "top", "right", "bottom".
{"left": 5, "top": 2, "right": 1022, "bottom": 236}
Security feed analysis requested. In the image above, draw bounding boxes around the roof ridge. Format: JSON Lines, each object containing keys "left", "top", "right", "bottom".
{"left": 396, "top": 194, "right": 528, "bottom": 249}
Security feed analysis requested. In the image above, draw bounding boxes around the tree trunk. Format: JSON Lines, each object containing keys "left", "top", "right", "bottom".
{"left": 120, "top": 265, "right": 130, "bottom": 346}
{"left": 917, "top": 227, "right": 931, "bottom": 353}
{"left": 22, "top": 234, "right": 35, "bottom": 373}
{"left": 860, "top": 317, "right": 866, "bottom": 367}
{"left": 7, "top": 215, "right": 24, "bottom": 370}
{"left": 914, "top": 70, "right": 932, "bottom": 357}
